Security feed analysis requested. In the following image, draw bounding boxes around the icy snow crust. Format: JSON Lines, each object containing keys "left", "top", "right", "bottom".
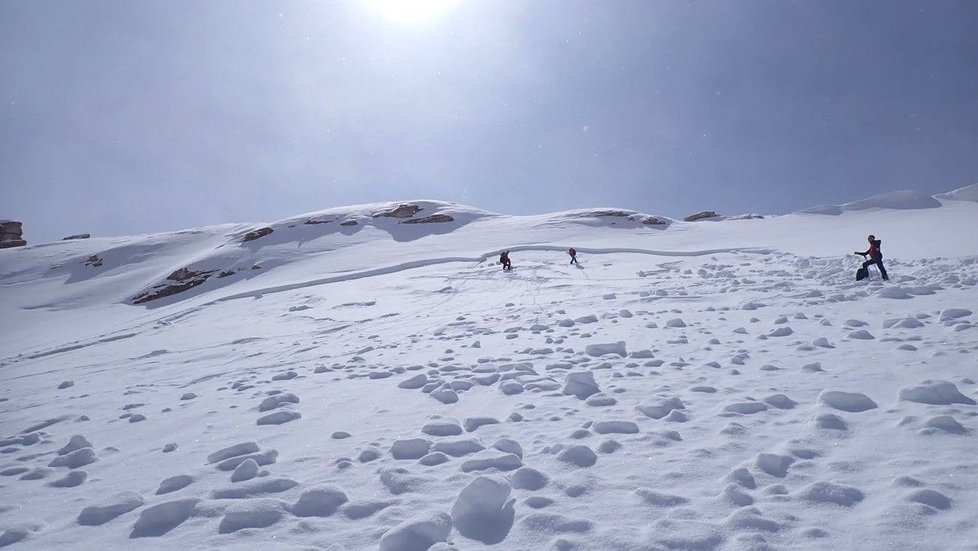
{"left": 1, "top": 193, "right": 978, "bottom": 550}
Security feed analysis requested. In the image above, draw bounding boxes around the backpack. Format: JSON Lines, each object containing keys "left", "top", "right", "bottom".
{"left": 568, "top": 248, "right": 576, "bottom": 256}
{"left": 870, "top": 239, "right": 883, "bottom": 259}
{"left": 856, "top": 267, "right": 869, "bottom": 281}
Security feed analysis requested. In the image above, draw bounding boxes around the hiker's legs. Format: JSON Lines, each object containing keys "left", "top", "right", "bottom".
{"left": 875, "top": 260, "right": 889, "bottom": 280}
{"left": 861, "top": 258, "right": 889, "bottom": 280}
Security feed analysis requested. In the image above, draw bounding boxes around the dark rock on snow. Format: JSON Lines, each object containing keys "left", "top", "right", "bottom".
{"left": 374, "top": 204, "right": 422, "bottom": 218}
{"left": 242, "top": 227, "right": 273, "bottom": 242}
{"left": 402, "top": 214, "right": 454, "bottom": 224}
{"left": 131, "top": 268, "right": 218, "bottom": 304}
{"left": 684, "top": 211, "right": 721, "bottom": 222}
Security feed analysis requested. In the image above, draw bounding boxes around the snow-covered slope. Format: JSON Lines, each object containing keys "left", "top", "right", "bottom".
{"left": 936, "top": 183, "right": 978, "bottom": 203}
{"left": 1, "top": 189, "right": 977, "bottom": 550}
{"left": 798, "top": 184, "right": 978, "bottom": 215}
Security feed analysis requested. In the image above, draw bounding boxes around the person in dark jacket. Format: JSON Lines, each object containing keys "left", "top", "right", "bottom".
{"left": 855, "top": 234, "right": 889, "bottom": 280}
{"left": 499, "top": 251, "right": 512, "bottom": 271}
{"left": 568, "top": 247, "right": 579, "bottom": 265}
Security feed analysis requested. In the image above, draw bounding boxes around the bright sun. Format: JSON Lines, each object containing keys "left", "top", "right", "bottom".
{"left": 364, "top": 0, "right": 459, "bottom": 23}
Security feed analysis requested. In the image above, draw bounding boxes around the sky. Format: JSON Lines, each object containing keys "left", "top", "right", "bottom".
{"left": 2, "top": 0, "right": 977, "bottom": 243}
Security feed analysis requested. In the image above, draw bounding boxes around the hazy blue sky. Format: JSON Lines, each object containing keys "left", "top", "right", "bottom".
{"left": 2, "top": 0, "right": 977, "bottom": 242}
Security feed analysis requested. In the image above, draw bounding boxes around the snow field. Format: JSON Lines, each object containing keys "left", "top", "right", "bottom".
{"left": 1, "top": 191, "right": 978, "bottom": 550}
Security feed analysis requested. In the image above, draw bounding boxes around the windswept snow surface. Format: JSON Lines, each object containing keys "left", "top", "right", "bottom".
{"left": 799, "top": 190, "right": 942, "bottom": 214}
{"left": 1, "top": 195, "right": 977, "bottom": 550}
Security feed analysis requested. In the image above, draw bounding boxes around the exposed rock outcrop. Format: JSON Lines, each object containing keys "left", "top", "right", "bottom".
{"left": 0, "top": 220, "right": 26, "bottom": 249}
{"left": 243, "top": 227, "right": 273, "bottom": 242}
{"left": 63, "top": 233, "right": 91, "bottom": 240}
{"left": 582, "top": 210, "right": 631, "bottom": 218}
{"left": 684, "top": 211, "right": 720, "bottom": 222}
{"left": 402, "top": 214, "right": 454, "bottom": 224}
{"left": 374, "top": 204, "right": 422, "bottom": 218}
{"left": 132, "top": 268, "right": 218, "bottom": 304}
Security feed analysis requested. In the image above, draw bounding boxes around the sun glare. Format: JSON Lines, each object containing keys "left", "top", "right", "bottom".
{"left": 364, "top": 0, "right": 459, "bottom": 23}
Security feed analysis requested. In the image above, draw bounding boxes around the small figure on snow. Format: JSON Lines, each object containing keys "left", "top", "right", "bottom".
{"left": 568, "top": 247, "right": 579, "bottom": 265}
{"left": 855, "top": 234, "right": 889, "bottom": 281}
{"left": 499, "top": 250, "right": 512, "bottom": 271}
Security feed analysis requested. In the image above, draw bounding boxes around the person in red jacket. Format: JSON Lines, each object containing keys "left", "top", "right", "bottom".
{"left": 855, "top": 234, "right": 889, "bottom": 280}
{"left": 568, "top": 247, "right": 579, "bottom": 265}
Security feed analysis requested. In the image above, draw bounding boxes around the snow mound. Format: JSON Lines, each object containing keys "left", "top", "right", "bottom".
{"left": 218, "top": 499, "right": 287, "bottom": 534}
{"left": 898, "top": 380, "right": 977, "bottom": 405}
{"left": 797, "top": 481, "right": 865, "bottom": 506}
{"left": 379, "top": 512, "right": 452, "bottom": 551}
{"left": 77, "top": 492, "right": 145, "bottom": 526}
{"left": 818, "top": 391, "right": 878, "bottom": 412}
{"left": 908, "top": 488, "right": 953, "bottom": 510}
{"left": 130, "top": 498, "right": 200, "bottom": 538}
{"left": 450, "top": 476, "right": 514, "bottom": 544}
{"left": 562, "top": 371, "right": 600, "bottom": 399}
{"left": 290, "top": 485, "right": 349, "bottom": 517}
{"left": 510, "top": 467, "right": 548, "bottom": 490}
{"left": 636, "top": 396, "right": 685, "bottom": 419}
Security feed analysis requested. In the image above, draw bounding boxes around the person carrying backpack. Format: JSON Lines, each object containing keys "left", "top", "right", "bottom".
{"left": 855, "top": 234, "right": 889, "bottom": 281}
{"left": 568, "top": 247, "right": 579, "bottom": 265}
{"left": 499, "top": 251, "right": 512, "bottom": 271}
